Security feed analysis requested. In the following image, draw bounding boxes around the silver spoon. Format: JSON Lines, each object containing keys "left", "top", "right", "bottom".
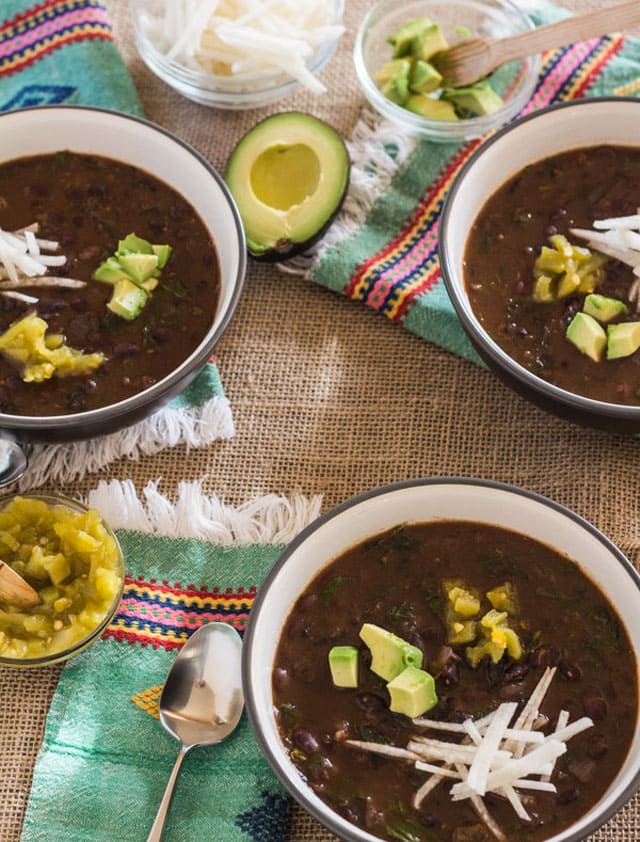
{"left": 146, "top": 622, "right": 244, "bottom": 842}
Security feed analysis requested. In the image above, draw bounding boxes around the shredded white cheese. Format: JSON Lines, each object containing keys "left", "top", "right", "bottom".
{"left": 346, "top": 667, "right": 594, "bottom": 841}
{"left": 571, "top": 209, "right": 640, "bottom": 310}
{"left": 137, "top": 0, "right": 345, "bottom": 93}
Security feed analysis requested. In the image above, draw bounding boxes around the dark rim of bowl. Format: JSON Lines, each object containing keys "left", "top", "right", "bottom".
{"left": 0, "top": 491, "right": 125, "bottom": 667}
{"left": 439, "top": 96, "right": 640, "bottom": 421}
{"left": 0, "top": 104, "right": 247, "bottom": 430}
{"left": 242, "top": 476, "right": 640, "bottom": 842}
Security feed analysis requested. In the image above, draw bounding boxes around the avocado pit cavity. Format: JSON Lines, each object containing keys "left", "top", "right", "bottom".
{"left": 250, "top": 143, "right": 321, "bottom": 213}
{"left": 225, "top": 112, "right": 350, "bottom": 260}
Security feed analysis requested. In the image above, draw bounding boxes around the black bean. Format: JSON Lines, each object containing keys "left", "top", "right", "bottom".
{"left": 112, "top": 342, "right": 142, "bottom": 357}
{"left": 273, "top": 667, "right": 289, "bottom": 690}
{"left": 557, "top": 787, "right": 580, "bottom": 804}
{"left": 568, "top": 758, "right": 596, "bottom": 784}
{"left": 559, "top": 660, "right": 582, "bottom": 681}
{"left": 544, "top": 224, "right": 558, "bottom": 237}
{"left": 292, "top": 728, "right": 319, "bottom": 755}
{"left": 503, "top": 662, "right": 529, "bottom": 683}
{"left": 297, "top": 593, "right": 318, "bottom": 612}
{"left": 582, "top": 688, "right": 608, "bottom": 721}
{"left": 587, "top": 734, "right": 608, "bottom": 759}
{"left": 355, "top": 692, "right": 387, "bottom": 715}
{"left": 441, "top": 661, "right": 459, "bottom": 687}
{"left": 292, "top": 658, "right": 315, "bottom": 683}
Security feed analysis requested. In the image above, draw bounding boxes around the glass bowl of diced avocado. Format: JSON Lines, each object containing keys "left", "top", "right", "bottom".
{"left": 353, "top": 0, "right": 541, "bottom": 142}
{"left": 0, "top": 493, "right": 124, "bottom": 668}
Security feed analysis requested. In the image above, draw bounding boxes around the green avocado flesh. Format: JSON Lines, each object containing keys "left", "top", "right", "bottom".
{"left": 224, "top": 112, "right": 350, "bottom": 260}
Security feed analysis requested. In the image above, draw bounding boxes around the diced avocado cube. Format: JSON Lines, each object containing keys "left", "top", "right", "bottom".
{"left": 141, "top": 277, "right": 159, "bottom": 292}
{"left": 380, "top": 64, "right": 411, "bottom": 105}
{"left": 359, "top": 623, "right": 423, "bottom": 682}
{"left": 94, "top": 256, "right": 129, "bottom": 285}
{"left": 328, "top": 645, "right": 359, "bottom": 688}
{"left": 374, "top": 58, "right": 411, "bottom": 84}
{"left": 412, "top": 23, "right": 448, "bottom": 61}
{"left": 119, "top": 252, "right": 159, "bottom": 284}
{"left": 152, "top": 243, "right": 172, "bottom": 269}
{"left": 583, "top": 293, "right": 628, "bottom": 324}
{"left": 607, "top": 321, "right": 640, "bottom": 360}
{"left": 409, "top": 60, "right": 442, "bottom": 94}
{"left": 387, "top": 16, "right": 432, "bottom": 57}
{"left": 387, "top": 666, "right": 438, "bottom": 718}
{"left": 566, "top": 312, "right": 607, "bottom": 362}
{"left": 406, "top": 94, "right": 457, "bottom": 121}
{"left": 107, "top": 278, "right": 150, "bottom": 321}
{"left": 441, "top": 80, "right": 504, "bottom": 116}
{"left": 117, "top": 233, "right": 153, "bottom": 255}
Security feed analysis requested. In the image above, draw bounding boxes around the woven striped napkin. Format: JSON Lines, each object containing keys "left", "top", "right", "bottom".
{"left": 0, "top": 0, "right": 234, "bottom": 490}
{"left": 307, "top": 2, "right": 640, "bottom": 364}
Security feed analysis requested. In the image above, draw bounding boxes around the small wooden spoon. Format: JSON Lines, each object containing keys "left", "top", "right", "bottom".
{"left": 432, "top": 0, "right": 640, "bottom": 87}
{"left": 0, "top": 560, "right": 39, "bottom": 608}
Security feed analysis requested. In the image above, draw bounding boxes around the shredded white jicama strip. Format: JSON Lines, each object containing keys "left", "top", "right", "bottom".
{"left": 0, "top": 225, "right": 84, "bottom": 303}
{"left": 571, "top": 208, "right": 640, "bottom": 310}
{"left": 137, "top": 0, "right": 345, "bottom": 93}
{"left": 346, "top": 667, "right": 594, "bottom": 842}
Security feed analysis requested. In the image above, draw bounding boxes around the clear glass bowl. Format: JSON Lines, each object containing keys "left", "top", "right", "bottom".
{"left": 0, "top": 493, "right": 124, "bottom": 669}
{"left": 129, "top": 0, "right": 345, "bottom": 110}
{"left": 353, "top": 0, "right": 541, "bottom": 143}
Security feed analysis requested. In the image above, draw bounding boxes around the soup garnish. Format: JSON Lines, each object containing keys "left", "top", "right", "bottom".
{"left": 464, "top": 145, "right": 640, "bottom": 404}
{"left": 273, "top": 521, "right": 637, "bottom": 842}
{"left": 0, "top": 151, "right": 219, "bottom": 416}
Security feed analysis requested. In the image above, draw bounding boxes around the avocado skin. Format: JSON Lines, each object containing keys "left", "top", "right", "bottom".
{"left": 224, "top": 112, "right": 350, "bottom": 262}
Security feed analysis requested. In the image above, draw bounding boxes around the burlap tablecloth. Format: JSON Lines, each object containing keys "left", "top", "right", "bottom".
{"left": 2, "top": 1, "right": 640, "bottom": 840}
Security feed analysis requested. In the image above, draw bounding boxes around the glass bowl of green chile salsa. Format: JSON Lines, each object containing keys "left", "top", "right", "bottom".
{"left": 0, "top": 494, "right": 124, "bottom": 667}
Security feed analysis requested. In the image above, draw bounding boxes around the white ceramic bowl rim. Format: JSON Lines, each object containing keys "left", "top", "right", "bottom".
{"left": 0, "top": 105, "right": 247, "bottom": 429}
{"left": 243, "top": 476, "right": 640, "bottom": 842}
{"left": 439, "top": 96, "right": 640, "bottom": 419}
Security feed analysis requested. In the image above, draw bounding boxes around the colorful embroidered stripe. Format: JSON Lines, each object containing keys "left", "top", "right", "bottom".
{"left": 345, "top": 34, "right": 625, "bottom": 321}
{"left": 0, "top": 0, "right": 112, "bottom": 77}
{"left": 104, "top": 576, "right": 256, "bottom": 650}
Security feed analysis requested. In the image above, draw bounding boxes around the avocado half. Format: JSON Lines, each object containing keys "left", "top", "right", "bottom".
{"left": 224, "top": 112, "right": 350, "bottom": 261}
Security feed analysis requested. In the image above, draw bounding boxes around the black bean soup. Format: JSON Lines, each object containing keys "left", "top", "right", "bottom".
{"left": 465, "top": 145, "right": 640, "bottom": 404}
{"left": 0, "top": 151, "right": 219, "bottom": 415}
{"left": 273, "top": 521, "right": 637, "bottom": 842}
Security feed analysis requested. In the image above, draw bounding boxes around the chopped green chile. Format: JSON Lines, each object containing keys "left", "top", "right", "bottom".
{"left": 272, "top": 521, "right": 636, "bottom": 842}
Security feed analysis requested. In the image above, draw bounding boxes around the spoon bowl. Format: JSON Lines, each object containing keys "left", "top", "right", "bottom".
{"left": 147, "top": 622, "right": 244, "bottom": 842}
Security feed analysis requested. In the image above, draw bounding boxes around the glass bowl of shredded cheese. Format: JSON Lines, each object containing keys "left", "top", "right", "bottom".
{"left": 130, "top": 0, "right": 346, "bottom": 109}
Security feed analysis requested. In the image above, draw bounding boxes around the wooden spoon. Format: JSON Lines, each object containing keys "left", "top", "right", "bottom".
{"left": 432, "top": 0, "right": 640, "bottom": 87}
{"left": 0, "top": 561, "right": 39, "bottom": 608}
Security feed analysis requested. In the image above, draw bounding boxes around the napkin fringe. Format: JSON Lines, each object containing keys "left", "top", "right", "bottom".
{"left": 85, "top": 478, "right": 323, "bottom": 545}
{"left": 279, "top": 108, "right": 416, "bottom": 277}
{"left": 18, "top": 395, "right": 234, "bottom": 491}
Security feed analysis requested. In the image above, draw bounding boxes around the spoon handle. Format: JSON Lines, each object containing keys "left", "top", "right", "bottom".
{"left": 146, "top": 745, "right": 190, "bottom": 842}
{"left": 492, "top": 0, "right": 640, "bottom": 67}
